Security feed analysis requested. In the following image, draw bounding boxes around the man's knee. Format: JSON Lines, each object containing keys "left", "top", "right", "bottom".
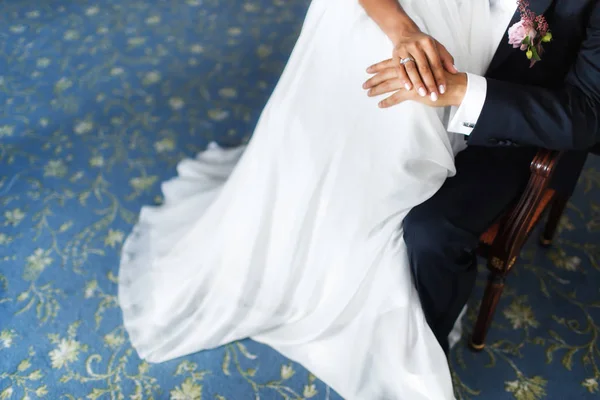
{"left": 403, "top": 205, "right": 478, "bottom": 271}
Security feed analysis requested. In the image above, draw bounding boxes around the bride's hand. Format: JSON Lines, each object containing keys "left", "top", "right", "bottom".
{"left": 363, "top": 59, "right": 466, "bottom": 108}
{"left": 370, "top": 30, "right": 458, "bottom": 101}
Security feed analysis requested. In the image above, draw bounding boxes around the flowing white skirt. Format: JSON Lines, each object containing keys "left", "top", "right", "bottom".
{"left": 119, "top": 0, "right": 494, "bottom": 398}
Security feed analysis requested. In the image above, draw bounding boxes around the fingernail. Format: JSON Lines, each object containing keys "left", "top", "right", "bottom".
{"left": 367, "top": 89, "right": 372, "bottom": 96}
{"left": 452, "top": 65, "right": 458, "bottom": 71}
{"left": 430, "top": 92, "right": 438, "bottom": 101}
{"left": 439, "top": 85, "right": 445, "bottom": 94}
{"left": 378, "top": 102, "right": 383, "bottom": 108}
{"left": 418, "top": 87, "right": 426, "bottom": 97}
{"left": 405, "top": 83, "right": 411, "bottom": 90}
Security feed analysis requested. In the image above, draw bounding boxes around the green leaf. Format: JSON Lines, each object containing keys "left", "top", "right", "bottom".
{"left": 545, "top": 343, "right": 561, "bottom": 364}
{"left": 192, "top": 371, "right": 208, "bottom": 381}
{"left": 539, "top": 279, "right": 550, "bottom": 298}
{"left": 87, "top": 388, "right": 106, "bottom": 400}
{"left": 79, "top": 191, "right": 90, "bottom": 206}
{"left": 562, "top": 348, "right": 578, "bottom": 371}
{"left": 522, "top": 36, "right": 531, "bottom": 46}
{"left": 532, "top": 336, "right": 545, "bottom": 346}
{"left": 28, "top": 370, "right": 43, "bottom": 380}
{"left": 583, "top": 354, "right": 592, "bottom": 366}
{"left": 222, "top": 349, "right": 231, "bottom": 376}
{"left": 58, "top": 221, "right": 73, "bottom": 232}
{"left": 0, "top": 387, "right": 13, "bottom": 400}
{"left": 175, "top": 360, "right": 196, "bottom": 375}
{"left": 236, "top": 342, "right": 257, "bottom": 360}
{"left": 530, "top": 46, "right": 541, "bottom": 61}
{"left": 17, "top": 358, "right": 31, "bottom": 371}
{"left": 548, "top": 330, "right": 564, "bottom": 343}
{"left": 35, "top": 385, "right": 48, "bottom": 397}
{"left": 67, "top": 321, "right": 80, "bottom": 337}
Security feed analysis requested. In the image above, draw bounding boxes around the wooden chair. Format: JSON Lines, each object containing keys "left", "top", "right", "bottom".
{"left": 471, "top": 148, "right": 566, "bottom": 350}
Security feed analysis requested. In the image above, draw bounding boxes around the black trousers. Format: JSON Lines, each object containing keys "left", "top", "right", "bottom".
{"left": 403, "top": 145, "right": 588, "bottom": 353}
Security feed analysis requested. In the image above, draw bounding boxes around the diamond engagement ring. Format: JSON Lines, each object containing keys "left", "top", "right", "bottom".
{"left": 399, "top": 57, "right": 416, "bottom": 65}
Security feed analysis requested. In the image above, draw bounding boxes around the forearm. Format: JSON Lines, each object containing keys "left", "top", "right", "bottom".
{"left": 463, "top": 0, "right": 600, "bottom": 150}
{"left": 468, "top": 80, "right": 600, "bottom": 150}
{"left": 358, "top": 0, "right": 419, "bottom": 44}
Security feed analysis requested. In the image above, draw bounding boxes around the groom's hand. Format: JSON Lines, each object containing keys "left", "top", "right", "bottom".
{"left": 363, "top": 58, "right": 467, "bottom": 108}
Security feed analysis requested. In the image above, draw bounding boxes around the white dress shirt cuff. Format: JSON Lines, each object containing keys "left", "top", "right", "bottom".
{"left": 447, "top": 73, "right": 487, "bottom": 136}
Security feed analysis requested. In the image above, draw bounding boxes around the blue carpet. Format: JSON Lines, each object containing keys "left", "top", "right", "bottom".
{"left": 1, "top": 1, "right": 599, "bottom": 399}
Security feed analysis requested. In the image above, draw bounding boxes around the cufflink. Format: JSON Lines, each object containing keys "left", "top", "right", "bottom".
{"left": 463, "top": 122, "right": 476, "bottom": 128}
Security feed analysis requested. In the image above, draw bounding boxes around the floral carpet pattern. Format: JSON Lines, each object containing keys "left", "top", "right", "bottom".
{"left": 0, "top": 0, "right": 599, "bottom": 399}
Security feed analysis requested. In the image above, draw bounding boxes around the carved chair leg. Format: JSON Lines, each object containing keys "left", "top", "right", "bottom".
{"left": 540, "top": 195, "right": 568, "bottom": 247}
{"left": 470, "top": 270, "right": 506, "bottom": 351}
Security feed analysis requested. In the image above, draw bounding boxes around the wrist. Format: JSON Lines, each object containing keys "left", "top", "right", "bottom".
{"left": 448, "top": 73, "right": 468, "bottom": 107}
{"left": 387, "top": 19, "right": 420, "bottom": 45}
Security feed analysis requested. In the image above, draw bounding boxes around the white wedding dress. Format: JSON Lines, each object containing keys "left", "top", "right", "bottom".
{"left": 119, "top": 0, "right": 496, "bottom": 398}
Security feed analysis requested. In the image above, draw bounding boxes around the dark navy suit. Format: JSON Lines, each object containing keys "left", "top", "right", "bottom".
{"left": 404, "top": 0, "right": 600, "bottom": 353}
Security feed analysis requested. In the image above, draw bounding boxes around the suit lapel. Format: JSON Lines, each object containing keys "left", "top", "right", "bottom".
{"left": 529, "top": 0, "right": 554, "bottom": 16}
{"left": 486, "top": 0, "right": 554, "bottom": 73}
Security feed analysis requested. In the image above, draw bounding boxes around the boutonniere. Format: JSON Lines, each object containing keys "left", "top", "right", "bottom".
{"left": 507, "top": 0, "right": 552, "bottom": 67}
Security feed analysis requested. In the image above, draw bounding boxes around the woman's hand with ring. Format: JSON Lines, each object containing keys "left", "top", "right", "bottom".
{"left": 368, "top": 29, "right": 457, "bottom": 101}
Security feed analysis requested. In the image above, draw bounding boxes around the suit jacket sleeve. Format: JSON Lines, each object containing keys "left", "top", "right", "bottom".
{"left": 467, "top": 2, "right": 600, "bottom": 150}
